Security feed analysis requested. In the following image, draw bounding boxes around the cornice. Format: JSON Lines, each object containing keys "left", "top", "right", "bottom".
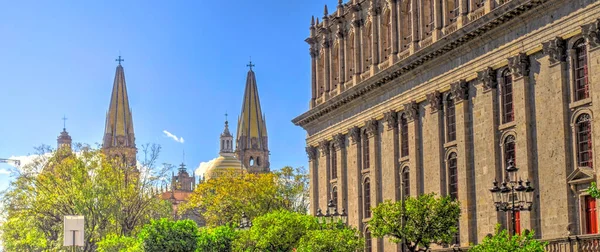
{"left": 292, "top": 0, "right": 547, "bottom": 128}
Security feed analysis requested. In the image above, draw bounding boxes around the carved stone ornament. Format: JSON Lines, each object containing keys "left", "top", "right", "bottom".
{"left": 365, "top": 119, "right": 379, "bottom": 137}
{"left": 403, "top": 101, "right": 419, "bottom": 122}
{"left": 309, "top": 47, "right": 319, "bottom": 58}
{"left": 477, "top": 67, "right": 497, "bottom": 91}
{"left": 508, "top": 53, "right": 530, "bottom": 79}
{"left": 369, "top": 1, "right": 380, "bottom": 16}
{"left": 319, "top": 140, "right": 331, "bottom": 156}
{"left": 322, "top": 38, "right": 331, "bottom": 49}
{"left": 349, "top": 126, "right": 361, "bottom": 144}
{"left": 305, "top": 146, "right": 318, "bottom": 161}
{"left": 336, "top": 25, "right": 346, "bottom": 39}
{"left": 426, "top": 91, "right": 442, "bottom": 113}
{"left": 383, "top": 110, "right": 398, "bottom": 130}
{"left": 352, "top": 18, "right": 363, "bottom": 28}
{"left": 542, "top": 37, "right": 566, "bottom": 64}
{"left": 582, "top": 19, "right": 600, "bottom": 49}
{"left": 450, "top": 80, "right": 468, "bottom": 102}
{"left": 333, "top": 133, "right": 346, "bottom": 150}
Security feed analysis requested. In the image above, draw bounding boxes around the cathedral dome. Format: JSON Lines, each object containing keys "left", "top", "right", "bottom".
{"left": 204, "top": 154, "right": 246, "bottom": 180}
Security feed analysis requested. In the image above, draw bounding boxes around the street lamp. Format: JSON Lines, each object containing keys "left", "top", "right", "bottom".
{"left": 239, "top": 212, "right": 252, "bottom": 230}
{"left": 316, "top": 200, "right": 348, "bottom": 226}
{"left": 489, "top": 159, "right": 535, "bottom": 236}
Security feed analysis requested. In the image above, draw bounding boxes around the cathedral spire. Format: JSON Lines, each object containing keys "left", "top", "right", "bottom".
{"left": 102, "top": 57, "right": 137, "bottom": 167}
{"left": 57, "top": 116, "right": 72, "bottom": 153}
{"left": 235, "top": 63, "right": 270, "bottom": 173}
{"left": 220, "top": 114, "right": 234, "bottom": 155}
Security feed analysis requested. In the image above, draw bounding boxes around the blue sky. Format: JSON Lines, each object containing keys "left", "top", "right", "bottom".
{"left": 0, "top": 0, "right": 340, "bottom": 188}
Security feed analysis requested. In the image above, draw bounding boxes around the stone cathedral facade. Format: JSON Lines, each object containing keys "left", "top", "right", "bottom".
{"left": 293, "top": 0, "right": 600, "bottom": 250}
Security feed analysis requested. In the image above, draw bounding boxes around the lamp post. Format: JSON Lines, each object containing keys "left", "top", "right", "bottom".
{"left": 489, "top": 159, "right": 535, "bottom": 236}
{"left": 316, "top": 199, "right": 348, "bottom": 227}
{"left": 239, "top": 212, "right": 252, "bottom": 230}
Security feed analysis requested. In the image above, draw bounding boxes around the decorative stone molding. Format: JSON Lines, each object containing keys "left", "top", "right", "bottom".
{"left": 349, "top": 126, "right": 361, "bottom": 144}
{"left": 351, "top": 19, "right": 363, "bottom": 28}
{"left": 403, "top": 101, "right": 419, "bottom": 122}
{"left": 365, "top": 119, "right": 379, "bottom": 137}
{"left": 309, "top": 47, "right": 319, "bottom": 58}
{"left": 306, "top": 146, "right": 318, "bottom": 161}
{"left": 542, "top": 37, "right": 566, "bottom": 64}
{"left": 319, "top": 140, "right": 331, "bottom": 156}
{"left": 336, "top": 25, "right": 346, "bottom": 39}
{"left": 383, "top": 110, "right": 398, "bottom": 130}
{"left": 450, "top": 80, "right": 468, "bottom": 102}
{"left": 582, "top": 19, "right": 600, "bottom": 49}
{"left": 322, "top": 38, "right": 332, "bottom": 49}
{"left": 333, "top": 133, "right": 346, "bottom": 150}
{"left": 508, "top": 53, "right": 530, "bottom": 79}
{"left": 426, "top": 91, "right": 442, "bottom": 113}
{"left": 477, "top": 67, "right": 497, "bottom": 91}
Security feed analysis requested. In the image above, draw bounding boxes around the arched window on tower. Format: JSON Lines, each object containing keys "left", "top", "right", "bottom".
{"left": 332, "top": 186, "right": 338, "bottom": 206}
{"left": 400, "top": 0, "right": 412, "bottom": 51}
{"left": 501, "top": 69, "right": 514, "bottom": 124}
{"left": 249, "top": 157, "right": 255, "bottom": 166}
{"left": 423, "top": 0, "right": 434, "bottom": 37}
{"left": 346, "top": 32, "right": 355, "bottom": 80}
{"left": 504, "top": 135, "right": 516, "bottom": 166}
{"left": 576, "top": 113, "right": 593, "bottom": 168}
{"left": 447, "top": 152, "right": 459, "bottom": 244}
{"left": 364, "top": 178, "right": 371, "bottom": 218}
{"left": 446, "top": 94, "right": 456, "bottom": 142}
{"left": 365, "top": 228, "right": 372, "bottom": 252}
{"left": 574, "top": 39, "right": 589, "bottom": 101}
{"left": 402, "top": 167, "right": 410, "bottom": 198}
{"left": 363, "top": 22, "right": 373, "bottom": 71}
{"left": 256, "top": 156, "right": 261, "bottom": 166}
{"left": 332, "top": 42, "right": 340, "bottom": 90}
{"left": 381, "top": 10, "right": 391, "bottom": 60}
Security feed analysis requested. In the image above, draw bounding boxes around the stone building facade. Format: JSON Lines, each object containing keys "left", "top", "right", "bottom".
{"left": 293, "top": 0, "right": 600, "bottom": 250}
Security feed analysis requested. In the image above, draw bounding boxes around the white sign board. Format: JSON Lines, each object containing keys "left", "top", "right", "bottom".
{"left": 63, "top": 215, "right": 85, "bottom": 247}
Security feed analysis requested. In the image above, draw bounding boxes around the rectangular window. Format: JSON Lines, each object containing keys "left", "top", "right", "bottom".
{"left": 575, "top": 41, "right": 589, "bottom": 101}
{"left": 585, "top": 195, "right": 598, "bottom": 234}
{"left": 331, "top": 149, "right": 338, "bottom": 179}
{"left": 401, "top": 116, "right": 409, "bottom": 157}
{"left": 403, "top": 171, "right": 410, "bottom": 197}
{"left": 446, "top": 98, "right": 456, "bottom": 142}
{"left": 364, "top": 137, "right": 370, "bottom": 169}
{"left": 502, "top": 72, "right": 514, "bottom": 124}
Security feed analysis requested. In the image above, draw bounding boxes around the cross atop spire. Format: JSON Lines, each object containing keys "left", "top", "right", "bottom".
{"left": 246, "top": 57, "right": 255, "bottom": 71}
{"left": 62, "top": 115, "right": 68, "bottom": 130}
{"left": 115, "top": 55, "right": 124, "bottom": 65}
{"left": 225, "top": 111, "right": 229, "bottom": 123}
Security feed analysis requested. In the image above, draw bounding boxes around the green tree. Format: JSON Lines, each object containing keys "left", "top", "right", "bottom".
{"left": 96, "top": 234, "right": 142, "bottom": 252}
{"left": 588, "top": 182, "right": 600, "bottom": 198}
{"left": 296, "top": 225, "right": 364, "bottom": 252}
{"left": 233, "top": 210, "right": 318, "bottom": 251}
{"left": 196, "top": 225, "right": 238, "bottom": 252}
{"left": 274, "top": 166, "right": 310, "bottom": 213}
{"left": 469, "top": 225, "right": 547, "bottom": 252}
{"left": 0, "top": 144, "right": 172, "bottom": 251}
{"left": 368, "top": 193, "right": 460, "bottom": 252}
{"left": 138, "top": 218, "right": 199, "bottom": 252}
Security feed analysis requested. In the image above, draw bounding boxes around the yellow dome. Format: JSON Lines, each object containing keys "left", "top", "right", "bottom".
{"left": 204, "top": 154, "right": 246, "bottom": 180}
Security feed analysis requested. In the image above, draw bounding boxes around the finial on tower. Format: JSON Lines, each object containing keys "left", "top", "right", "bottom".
{"left": 225, "top": 111, "right": 229, "bottom": 124}
{"left": 311, "top": 16, "right": 315, "bottom": 26}
{"left": 324, "top": 5, "right": 329, "bottom": 16}
{"left": 339, "top": 0, "right": 343, "bottom": 5}
{"left": 62, "top": 115, "right": 68, "bottom": 131}
{"left": 115, "top": 55, "right": 124, "bottom": 65}
{"left": 316, "top": 17, "right": 320, "bottom": 25}
{"left": 246, "top": 57, "right": 255, "bottom": 71}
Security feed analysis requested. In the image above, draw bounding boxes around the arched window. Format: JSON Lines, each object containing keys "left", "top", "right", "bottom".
{"left": 256, "top": 156, "right": 261, "bottom": 166}
{"left": 363, "top": 131, "right": 371, "bottom": 169}
{"left": 504, "top": 135, "right": 516, "bottom": 166}
{"left": 249, "top": 157, "right": 255, "bottom": 166}
{"left": 365, "top": 228, "right": 372, "bottom": 252}
{"left": 364, "top": 178, "right": 371, "bottom": 218}
{"left": 448, "top": 153, "right": 458, "bottom": 200}
{"left": 331, "top": 146, "right": 338, "bottom": 179}
{"left": 402, "top": 167, "right": 410, "bottom": 197}
{"left": 363, "top": 22, "right": 372, "bottom": 71}
{"left": 332, "top": 186, "right": 338, "bottom": 206}
{"left": 576, "top": 114, "right": 593, "bottom": 168}
{"left": 332, "top": 42, "right": 340, "bottom": 90}
{"left": 401, "top": 0, "right": 412, "bottom": 50}
{"left": 501, "top": 69, "right": 514, "bottom": 124}
{"left": 574, "top": 39, "right": 589, "bottom": 101}
{"left": 400, "top": 114, "right": 409, "bottom": 157}
{"left": 347, "top": 32, "right": 355, "bottom": 80}
{"left": 381, "top": 10, "right": 391, "bottom": 60}
{"left": 317, "top": 50, "right": 325, "bottom": 97}
{"left": 446, "top": 94, "right": 456, "bottom": 142}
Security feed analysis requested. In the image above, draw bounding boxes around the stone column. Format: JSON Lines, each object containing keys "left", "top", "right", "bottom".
{"left": 457, "top": 0, "right": 468, "bottom": 28}
{"left": 410, "top": 0, "right": 419, "bottom": 53}
{"left": 352, "top": 18, "right": 362, "bottom": 85}
{"left": 333, "top": 133, "right": 348, "bottom": 211}
{"left": 309, "top": 47, "right": 318, "bottom": 108}
{"left": 365, "top": 119, "right": 382, "bottom": 204}
{"left": 382, "top": 110, "right": 399, "bottom": 201}
{"left": 389, "top": 0, "right": 399, "bottom": 56}
{"left": 318, "top": 140, "right": 331, "bottom": 210}
{"left": 432, "top": 0, "right": 442, "bottom": 40}
{"left": 474, "top": 67, "right": 501, "bottom": 242}
{"left": 306, "top": 146, "right": 319, "bottom": 215}
{"left": 404, "top": 101, "right": 422, "bottom": 195}
{"left": 337, "top": 27, "right": 346, "bottom": 90}
{"left": 323, "top": 38, "right": 332, "bottom": 98}
{"left": 424, "top": 91, "right": 444, "bottom": 195}
{"left": 536, "top": 37, "right": 575, "bottom": 239}
{"left": 508, "top": 52, "right": 540, "bottom": 235}
{"left": 451, "top": 80, "right": 475, "bottom": 245}
{"left": 348, "top": 126, "right": 363, "bottom": 231}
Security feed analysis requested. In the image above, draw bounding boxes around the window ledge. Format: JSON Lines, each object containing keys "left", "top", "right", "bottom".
{"left": 330, "top": 178, "right": 338, "bottom": 184}
{"left": 444, "top": 141, "right": 458, "bottom": 149}
{"left": 570, "top": 98, "right": 592, "bottom": 110}
{"left": 361, "top": 169, "right": 370, "bottom": 174}
{"left": 498, "top": 121, "right": 517, "bottom": 131}
{"left": 362, "top": 217, "right": 372, "bottom": 223}
{"left": 399, "top": 156, "right": 409, "bottom": 163}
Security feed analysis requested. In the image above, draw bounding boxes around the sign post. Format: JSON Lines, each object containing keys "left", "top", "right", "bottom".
{"left": 63, "top": 215, "right": 84, "bottom": 251}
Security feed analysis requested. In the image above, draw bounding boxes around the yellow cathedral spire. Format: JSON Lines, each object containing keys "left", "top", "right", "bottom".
{"left": 102, "top": 56, "right": 137, "bottom": 167}
{"left": 235, "top": 60, "right": 270, "bottom": 173}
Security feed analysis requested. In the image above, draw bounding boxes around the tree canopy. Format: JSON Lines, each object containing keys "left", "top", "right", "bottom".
{"left": 469, "top": 225, "right": 546, "bottom": 252}
{"left": 368, "top": 193, "right": 461, "bottom": 252}
{"left": 138, "top": 218, "right": 199, "bottom": 252}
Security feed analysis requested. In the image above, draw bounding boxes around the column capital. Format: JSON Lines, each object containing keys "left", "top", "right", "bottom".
{"left": 582, "top": 19, "right": 600, "bottom": 49}
{"left": 365, "top": 119, "right": 379, "bottom": 137}
{"left": 542, "top": 37, "right": 567, "bottom": 64}
{"left": 508, "top": 53, "right": 530, "bottom": 79}
{"left": 349, "top": 126, "right": 361, "bottom": 144}
{"left": 450, "top": 79, "right": 468, "bottom": 102}
{"left": 426, "top": 91, "right": 442, "bottom": 113}
{"left": 319, "top": 140, "right": 331, "bottom": 156}
{"left": 477, "top": 67, "right": 497, "bottom": 91}
{"left": 333, "top": 133, "right": 346, "bottom": 150}
{"left": 403, "top": 101, "right": 419, "bottom": 122}
{"left": 306, "top": 145, "right": 318, "bottom": 161}
{"left": 383, "top": 110, "right": 398, "bottom": 130}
